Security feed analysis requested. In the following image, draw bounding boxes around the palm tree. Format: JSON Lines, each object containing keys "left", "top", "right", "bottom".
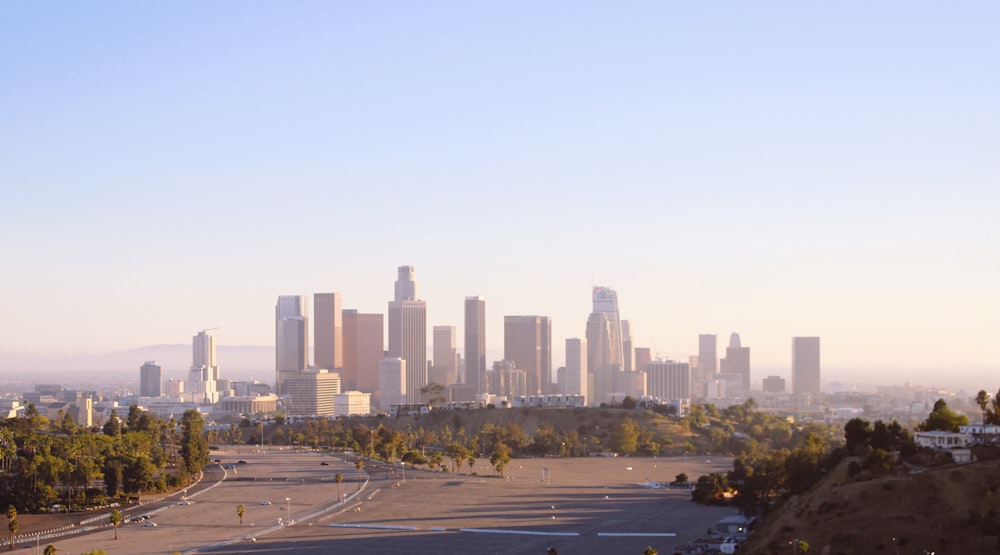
{"left": 976, "top": 390, "right": 992, "bottom": 425}
{"left": 334, "top": 473, "right": 343, "bottom": 501}
{"left": 237, "top": 504, "right": 245, "bottom": 525}
{"left": 43, "top": 546, "right": 56, "bottom": 555}
{"left": 109, "top": 510, "right": 122, "bottom": 540}
{"left": 5, "top": 505, "right": 16, "bottom": 552}
{"left": 6, "top": 517, "right": 16, "bottom": 552}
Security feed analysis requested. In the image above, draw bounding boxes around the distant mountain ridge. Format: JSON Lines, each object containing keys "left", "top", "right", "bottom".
{"left": 0, "top": 344, "right": 274, "bottom": 383}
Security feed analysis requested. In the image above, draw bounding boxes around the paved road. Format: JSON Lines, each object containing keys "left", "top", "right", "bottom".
{"left": 42, "top": 451, "right": 736, "bottom": 555}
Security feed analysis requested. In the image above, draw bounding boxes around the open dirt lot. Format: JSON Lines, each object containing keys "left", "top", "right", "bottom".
{"left": 37, "top": 449, "right": 736, "bottom": 555}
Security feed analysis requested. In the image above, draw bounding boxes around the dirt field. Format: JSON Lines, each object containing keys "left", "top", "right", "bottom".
{"left": 29, "top": 449, "right": 737, "bottom": 555}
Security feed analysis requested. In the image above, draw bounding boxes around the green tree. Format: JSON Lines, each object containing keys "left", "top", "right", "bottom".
{"left": 109, "top": 509, "right": 122, "bottom": 540}
{"left": 489, "top": 442, "right": 511, "bottom": 477}
{"left": 122, "top": 456, "right": 154, "bottom": 502}
{"left": 643, "top": 547, "right": 658, "bottom": 555}
{"left": 180, "top": 410, "right": 210, "bottom": 476}
{"left": 920, "top": 399, "right": 969, "bottom": 432}
{"left": 237, "top": 504, "right": 245, "bottom": 525}
{"left": 334, "top": 473, "right": 343, "bottom": 501}
{"left": 126, "top": 405, "right": 142, "bottom": 431}
{"left": 445, "top": 443, "right": 468, "bottom": 473}
{"left": 103, "top": 459, "right": 122, "bottom": 498}
{"left": 844, "top": 418, "right": 872, "bottom": 455}
{"left": 609, "top": 418, "right": 640, "bottom": 455}
{"left": 102, "top": 411, "right": 122, "bottom": 436}
{"left": 419, "top": 383, "right": 448, "bottom": 407}
{"left": 43, "top": 546, "right": 56, "bottom": 555}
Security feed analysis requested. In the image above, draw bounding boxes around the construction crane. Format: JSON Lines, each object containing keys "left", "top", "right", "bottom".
{"left": 198, "top": 327, "right": 221, "bottom": 334}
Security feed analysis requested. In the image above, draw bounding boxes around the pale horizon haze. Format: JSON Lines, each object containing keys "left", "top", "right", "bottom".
{"left": 2, "top": 3, "right": 998, "bottom": 389}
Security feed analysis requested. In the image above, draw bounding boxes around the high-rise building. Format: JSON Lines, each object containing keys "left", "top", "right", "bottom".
{"left": 720, "top": 332, "right": 751, "bottom": 394}
{"left": 284, "top": 369, "right": 341, "bottom": 416}
{"left": 634, "top": 347, "right": 652, "bottom": 374}
{"left": 792, "top": 337, "right": 821, "bottom": 395}
{"left": 431, "top": 325, "right": 459, "bottom": 386}
{"left": 504, "top": 315, "right": 552, "bottom": 396}
{"left": 139, "top": 361, "right": 162, "bottom": 397}
{"left": 697, "top": 334, "right": 717, "bottom": 391}
{"left": 379, "top": 357, "right": 406, "bottom": 410}
{"left": 646, "top": 360, "right": 691, "bottom": 400}
{"left": 464, "top": 296, "right": 486, "bottom": 394}
{"left": 334, "top": 391, "right": 372, "bottom": 416}
{"left": 343, "top": 310, "right": 384, "bottom": 395}
{"left": 189, "top": 330, "right": 220, "bottom": 403}
{"left": 586, "top": 286, "right": 629, "bottom": 403}
{"left": 564, "top": 338, "right": 587, "bottom": 403}
{"left": 394, "top": 265, "right": 417, "bottom": 302}
{"left": 314, "top": 292, "right": 343, "bottom": 371}
{"left": 621, "top": 320, "right": 634, "bottom": 373}
{"left": 388, "top": 266, "right": 427, "bottom": 404}
{"left": 762, "top": 375, "right": 786, "bottom": 393}
{"left": 590, "top": 286, "right": 623, "bottom": 367}
{"left": 275, "top": 295, "right": 309, "bottom": 395}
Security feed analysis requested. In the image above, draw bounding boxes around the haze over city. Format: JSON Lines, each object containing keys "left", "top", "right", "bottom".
{"left": 2, "top": 3, "right": 997, "bottom": 390}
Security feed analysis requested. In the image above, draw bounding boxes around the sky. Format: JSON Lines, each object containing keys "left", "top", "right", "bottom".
{"left": 2, "top": 2, "right": 998, "bottom": 387}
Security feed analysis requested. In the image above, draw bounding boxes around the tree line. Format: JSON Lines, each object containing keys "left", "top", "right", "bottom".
{"left": 0, "top": 405, "right": 208, "bottom": 513}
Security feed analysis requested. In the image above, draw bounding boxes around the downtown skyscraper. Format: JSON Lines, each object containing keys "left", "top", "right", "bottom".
{"left": 314, "top": 292, "right": 343, "bottom": 371}
{"left": 503, "top": 315, "right": 552, "bottom": 396}
{"left": 275, "top": 295, "right": 308, "bottom": 395}
{"left": 431, "top": 325, "right": 459, "bottom": 386}
{"left": 343, "top": 309, "right": 383, "bottom": 395}
{"left": 139, "top": 361, "right": 162, "bottom": 397}
{"left": 792, "top": 337, "right": 821, "bottom": 395}
{"left": 586, "top": 286, "right": 624, "bottom": 404}
{"left": 388, "top": 266, "right": 427, "bottom": 404}
{"left": 464, "top": 296, "right": 486, "bottom": 394}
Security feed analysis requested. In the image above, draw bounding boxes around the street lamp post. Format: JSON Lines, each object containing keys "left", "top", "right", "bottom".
{"left": 401, "top": 461, "right": 405, "bottom": 481}
{"left": 250, "top": 523, "right": 255, "bottom": 542}
{"left": 286, "top": 497, "right": 292, "bottom": 524}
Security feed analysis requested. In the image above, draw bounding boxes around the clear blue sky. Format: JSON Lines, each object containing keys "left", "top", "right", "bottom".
{"left": 2, "top": 2, "right": 998, "bottom": 385}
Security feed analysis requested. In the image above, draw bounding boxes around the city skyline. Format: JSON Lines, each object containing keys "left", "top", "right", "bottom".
{"left": 2, "top": 3, "right": 997, "bottom": 389}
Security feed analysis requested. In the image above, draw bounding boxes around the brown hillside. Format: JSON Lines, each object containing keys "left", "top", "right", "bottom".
{"left": 739, "top": 458, "right": 1000, "bottom": 554}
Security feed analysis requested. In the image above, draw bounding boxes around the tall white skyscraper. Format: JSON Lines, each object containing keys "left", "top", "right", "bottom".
{"left": 388, "top": 266, "right": 427, "bottom": 403}
{"left": 276, "top": 295, "right": 309, "bottom": 395}
{"left": 431, "top": 325, "right": 459, "bottom": 386}
{"left": 379, "top": 357, "right": 406, "bottom": 410}
{"left": 591, "top": 286, "right": 624, "bottom": 368}
{"left": 189, "top": 330, "right": 220, "bottom": 403}
{"left": 586, "top": 286, "right": 625, "bottom": 403}
{"left": 314, "top": 292, "right": 343, "bottom": 370}
{"left": 564, "top": 338, "right": 587, "bottom": 403}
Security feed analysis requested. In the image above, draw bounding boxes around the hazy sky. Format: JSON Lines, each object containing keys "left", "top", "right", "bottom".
{"left": 2, "top": 2, "right": 998, "bottom": 385}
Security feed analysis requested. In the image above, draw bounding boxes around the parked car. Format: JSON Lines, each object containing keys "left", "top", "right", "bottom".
{"left": 143, "top": 521, "right": 157, "bottom": 527}
{"left": 320, "top": 461, "right": 330, "bottom": 466}
{"left": 260, "top": 500, "right": 271, "bottom": 505}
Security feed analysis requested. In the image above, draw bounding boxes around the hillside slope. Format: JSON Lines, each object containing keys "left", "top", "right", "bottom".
{"left": 740, "top": 458, "right": 1000, "bottom": 554}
